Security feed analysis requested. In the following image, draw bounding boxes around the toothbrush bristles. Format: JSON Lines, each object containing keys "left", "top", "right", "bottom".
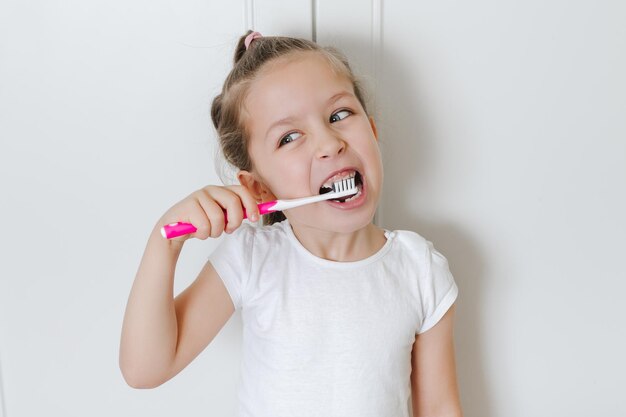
{"left": 332, "top": 177, "right": 356, "bottom": 193}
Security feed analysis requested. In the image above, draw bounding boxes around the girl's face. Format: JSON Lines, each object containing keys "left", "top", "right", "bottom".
{"left": 239, "top": 52, "right": 383, "bottom": 233}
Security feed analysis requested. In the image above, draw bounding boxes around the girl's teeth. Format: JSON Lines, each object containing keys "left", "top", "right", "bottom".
{"left": 334, "top": 184, "right": 362, "bottom": 203}
{"left": 322, "top": 171, "right": 356, "bottom": 189}
{"left": 345, "top": 187, "right": 362, "bottom": 201}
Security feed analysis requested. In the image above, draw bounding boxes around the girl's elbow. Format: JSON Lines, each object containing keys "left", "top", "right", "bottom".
{"left": 119, "top": 357, "right": 166, "bottom": 389}
{"left": 436, "top": 406, "right": 463, "bottom": 417}
{"left": 415, "top": 410, "right": 463, "bottom": 417}
{"left": 120, "top": 368, "right": 164, "bottom": 389}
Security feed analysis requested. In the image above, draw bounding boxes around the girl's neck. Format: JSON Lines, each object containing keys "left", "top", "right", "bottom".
{"left": 287, "top": 220, "right": 387, "bottom": 262}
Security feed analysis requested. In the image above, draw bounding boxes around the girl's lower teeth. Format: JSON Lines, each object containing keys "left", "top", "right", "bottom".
{"left": 334, "top": 187, "right": 362, "bottom": 203}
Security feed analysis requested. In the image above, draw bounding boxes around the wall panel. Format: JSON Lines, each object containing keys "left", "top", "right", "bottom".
{"left": 0, "top": 1, "right": 249, "bottom": 416}
{"left": 379, "top": 1, "right": 626, "bottom": 416}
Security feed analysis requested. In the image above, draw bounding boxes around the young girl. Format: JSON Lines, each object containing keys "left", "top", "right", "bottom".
{"left": 120, "top": 31, "right": 462, "bottom": 417}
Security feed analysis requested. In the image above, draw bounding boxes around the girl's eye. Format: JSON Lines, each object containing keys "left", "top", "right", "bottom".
{"left": 330, "top": 109, "right": 352, "bottom": 123}
{"left": 279, "top": 131, "right": 302, "bottom": 147}
{"left": 278, "top": 110, "right": 351, "bottom": 147}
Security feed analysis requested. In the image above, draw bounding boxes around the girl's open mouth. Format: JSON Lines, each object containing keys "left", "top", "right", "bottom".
{"left": 319, "top": 170, "right": 365, "bottom": 207}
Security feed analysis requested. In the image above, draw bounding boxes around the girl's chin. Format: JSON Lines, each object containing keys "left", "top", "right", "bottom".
{"left": 288, "top": 203, "right": 378, "bottom": 233}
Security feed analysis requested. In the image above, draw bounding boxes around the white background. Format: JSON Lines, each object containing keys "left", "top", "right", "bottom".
{"left": 1, "top": 1, "right": 625, "bottom": 416}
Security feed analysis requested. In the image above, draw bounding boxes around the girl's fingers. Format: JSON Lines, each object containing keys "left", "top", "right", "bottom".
{"left": 187, "top": 212, "right": 211, "bottom": 240}
{"left": 166, "top": 204, "right": 212, "bottom": 242}
{"left": 163, "top": 184, "right": 263, "bottom": 241}
{"left": 203, "top": 186, "right": 260, "bottom": 234}
{"left": 228, "top": 185, "right": 260, "bottom": 222}
{"left": 195, "top": 194, "right": 227, "bottom": 238}
{"left": 214, "top": 190, "right": 245, "bottom": 233}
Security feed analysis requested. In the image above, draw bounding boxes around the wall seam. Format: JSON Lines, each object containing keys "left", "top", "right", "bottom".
{"left": 311, "top": 0, "right": 318, "bottom": 42}
{"left": 244, "top": 0, "right": 255, "bottom": 31}
{"left": 0, "top": 351, "right": 7, "bottom": 417}
{"left": 372, "top": 0, "right": 384, "bottom": 226}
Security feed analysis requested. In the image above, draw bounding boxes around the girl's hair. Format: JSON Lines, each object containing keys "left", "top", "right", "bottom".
{"left": 211, "top": 30, "right": 369, "bottom": 225}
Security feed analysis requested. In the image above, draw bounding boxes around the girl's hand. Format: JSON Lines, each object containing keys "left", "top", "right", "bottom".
{"left": 157, "top": 185, "right": 260, "bottom": 243}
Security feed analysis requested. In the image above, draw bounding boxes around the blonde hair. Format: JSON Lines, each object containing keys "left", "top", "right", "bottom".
{"left": 211, "top": 30, "right": 369, "bottom": 225}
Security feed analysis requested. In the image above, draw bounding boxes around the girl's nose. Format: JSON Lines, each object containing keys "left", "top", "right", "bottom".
{"left": 315, "top": 131, "right": 346, "bottom": 159}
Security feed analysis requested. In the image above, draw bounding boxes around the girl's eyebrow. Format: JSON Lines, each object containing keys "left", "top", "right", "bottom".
{"left": 264, "top": 90, "right": 355, "bottom": 139}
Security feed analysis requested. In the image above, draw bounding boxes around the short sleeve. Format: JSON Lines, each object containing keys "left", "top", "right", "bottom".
{"left": 417, "top": 242, "right": 459, "bottom": 334}
{"left": 208, "top": 224, "right": 255, "bottom": 309}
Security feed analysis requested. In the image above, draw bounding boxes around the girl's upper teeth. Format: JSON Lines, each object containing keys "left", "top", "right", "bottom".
{"left": 322, "top": 170, "right": 356, "bottom": 188}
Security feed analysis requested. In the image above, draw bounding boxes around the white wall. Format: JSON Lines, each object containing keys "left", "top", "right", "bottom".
{"left": 0, "top": 1, "right": 246, "bottom": 415}
{"left": 378, "top": 2, "right": 626, "bottom": 416}
{"left": 1, "top": 1, "right": 624, "bottom": 416}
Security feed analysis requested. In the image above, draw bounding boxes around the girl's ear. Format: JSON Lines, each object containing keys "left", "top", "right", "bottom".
{"left": 369, "top": 116, "right": 379, "bottom": 141}
{"left": 237, "top": 170, "right": 276, "bottom": 202}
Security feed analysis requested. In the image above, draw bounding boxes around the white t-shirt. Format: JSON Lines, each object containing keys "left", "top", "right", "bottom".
{"left": 209, "top": 220, "right": 458, "bottom": 417}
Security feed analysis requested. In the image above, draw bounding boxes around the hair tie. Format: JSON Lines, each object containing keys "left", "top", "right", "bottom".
{"left": 244, "top": 31, "right": 263, "bottom": 50}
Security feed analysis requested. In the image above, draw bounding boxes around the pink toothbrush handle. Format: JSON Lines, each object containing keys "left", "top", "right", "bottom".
{"left": 161, "top": 222, "right": 198, "bottom": 239}
{"left": 161, "top": 200, "right": 278, "bottom": 239}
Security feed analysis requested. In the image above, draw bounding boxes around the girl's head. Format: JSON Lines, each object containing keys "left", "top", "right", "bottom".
{"left": 211, "top": 31, "right": 383, "bottom": 233}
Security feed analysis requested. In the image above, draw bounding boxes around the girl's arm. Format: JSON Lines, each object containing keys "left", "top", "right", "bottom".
{"left": 411, "top": 304, "right": 463, "bottom": 417}
{"left": 118, "top": 224, "right": 235, "bottom": 388}
{"left": 119, "top": 185, "right": 259, "bottom": 388}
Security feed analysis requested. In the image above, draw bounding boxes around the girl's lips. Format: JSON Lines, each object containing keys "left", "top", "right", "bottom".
{"left": 324, "top": 174, "right": 367, "bottom": 210}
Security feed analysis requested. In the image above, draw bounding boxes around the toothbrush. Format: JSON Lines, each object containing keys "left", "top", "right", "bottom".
{"left": 161, "top": 176, "right": 357, "bottom": 239}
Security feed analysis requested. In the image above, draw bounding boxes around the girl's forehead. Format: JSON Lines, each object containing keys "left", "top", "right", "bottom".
{"left": 257, "top": 52, "right": 349, "bottom": 90}
{"left": 247, "top": 54, "right": 353, "bottom": 110}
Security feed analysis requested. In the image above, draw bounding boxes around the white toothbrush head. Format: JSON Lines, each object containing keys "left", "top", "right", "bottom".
{"left": 330, "top": 176, "right": 357, "bottom": 198}
{"left": 268, "top": 176, "right": 359, "bottom": 211}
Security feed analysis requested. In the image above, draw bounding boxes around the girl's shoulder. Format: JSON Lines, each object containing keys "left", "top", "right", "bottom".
{"left": 389, "top": 229, "right": 430, "bottom": 251}
{"left": 387, "top": 229, "right": 450, "bottom": 267}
